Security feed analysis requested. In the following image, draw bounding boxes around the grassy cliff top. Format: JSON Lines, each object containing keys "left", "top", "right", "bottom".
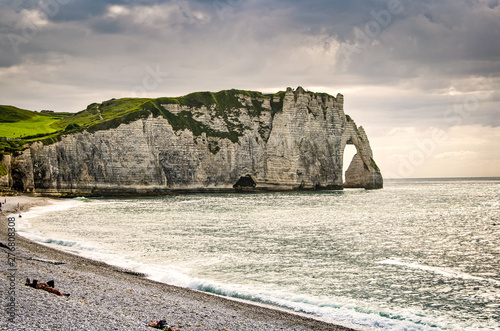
{"left": 0, "top": 88, "right": 337, "bottom": 154}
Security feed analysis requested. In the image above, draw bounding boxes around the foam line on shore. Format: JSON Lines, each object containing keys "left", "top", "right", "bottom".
{"left": 10, "top": 197, "right": 444, "bottom": 330}
{"left": 8, "top": 196, "right": 467, "bottom": 330}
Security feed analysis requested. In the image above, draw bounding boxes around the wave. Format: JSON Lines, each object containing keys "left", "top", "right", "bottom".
{"left": 18, "top": 230, "right": 99, "bottom": 253}
{"left": 21, "top": 199, "right": 82, "bottom": 219}
{"left": 17, "top": 228, "right": 479, "bottom": 331}
{"left": 13, "top": 199, "right": 83, "bottom": 235}
{"left": 141, "top": 266, "right": 446, "bottom": 331}
{"left": 43, "top": 238, "right": 78, "bottom": 247}
{"left": 188, "top": 278, "right": 445, "bottom": 331}
{"left": 376, "top": 258, "right": 500, "bottom": 284}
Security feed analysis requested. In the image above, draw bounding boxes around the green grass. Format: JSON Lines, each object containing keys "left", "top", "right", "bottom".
{"left": 0, "top": 105, "right": 36, "bottom": 123}
{"left": 0, "top": 115, "right": 63, "bottom": 138}
{"left": 53, "top": 98, "right": 152, "bottom": 135}
{"left": 0, "top": 105, "right": 72, "bottom": 139}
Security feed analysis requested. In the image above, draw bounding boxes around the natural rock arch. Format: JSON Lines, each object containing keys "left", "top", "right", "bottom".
{"left": 342, "top": 123, "right": 383, "bottom": 189}
{"left": 0, "top": 87, "right": 383, "bottom": 195}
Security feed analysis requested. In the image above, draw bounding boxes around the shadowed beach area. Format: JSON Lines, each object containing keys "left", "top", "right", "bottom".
{"left": 0, "top": 195, "right": 357, "bottom": 330}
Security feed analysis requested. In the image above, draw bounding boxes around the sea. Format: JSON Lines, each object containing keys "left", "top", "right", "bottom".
{"left": 16, "top": 178, "right": 500, "bottom": 330}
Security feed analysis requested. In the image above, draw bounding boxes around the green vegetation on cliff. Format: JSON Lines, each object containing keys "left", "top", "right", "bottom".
{"left": 0, "top": 105, "right": 36, "bottom": 123}
{"left": 0, "top": 89, "right": 336, "bottom": 154}
{"left": 0, "top": 105, "right": 69, "bottom": 139}
{"left": 0, "top": 162, "right": 7, "bottom": 176}
{"left": 370, "top": 157, "right": 380, "bottom": 171}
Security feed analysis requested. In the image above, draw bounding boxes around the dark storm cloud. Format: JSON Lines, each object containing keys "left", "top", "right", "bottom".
{"left": 327, "top": 0, "right": 500, "bottom": 105}
{"left": 34, "top": 0, "right": 172, "bottom": 22}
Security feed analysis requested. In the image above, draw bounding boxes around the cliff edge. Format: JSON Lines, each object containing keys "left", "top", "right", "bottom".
{"left": 0, "top": 87, "right": 382, "bottom": 196}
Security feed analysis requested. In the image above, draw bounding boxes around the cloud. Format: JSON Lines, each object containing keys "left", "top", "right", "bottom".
{"left": 434, "top": 151, "right": 478, "bottom": 160}
{"left": 2, "top": 1, "right": 499, "bottom": 103}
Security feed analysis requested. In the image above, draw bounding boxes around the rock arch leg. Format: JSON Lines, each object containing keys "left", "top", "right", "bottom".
{"left": 343, "top": 126, "right": 383, "bottom": 190}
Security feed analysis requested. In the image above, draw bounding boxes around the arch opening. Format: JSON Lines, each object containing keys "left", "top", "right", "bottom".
{"left": 343, "top": 144, "right": 357, "bottom": 184}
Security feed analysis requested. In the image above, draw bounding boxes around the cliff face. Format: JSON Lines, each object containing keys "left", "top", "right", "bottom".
{"left": 1, "top": 87, "right": 382, "bottom": 196}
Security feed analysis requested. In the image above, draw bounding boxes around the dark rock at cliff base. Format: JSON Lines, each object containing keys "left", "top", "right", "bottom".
{"left": 233, "top": 175, "right": 257, "bottom": 190}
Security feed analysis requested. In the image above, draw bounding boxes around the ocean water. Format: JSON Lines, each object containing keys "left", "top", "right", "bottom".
{"left": 17, "top": 178, "right": 500, "bottom": 330}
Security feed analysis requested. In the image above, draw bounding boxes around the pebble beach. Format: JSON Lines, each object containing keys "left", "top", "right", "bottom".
{"left": 0, "top": 195, "right": 356, "bottom": 331}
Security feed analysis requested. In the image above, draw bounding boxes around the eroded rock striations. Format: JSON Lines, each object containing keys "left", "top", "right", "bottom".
{"left": 0, "top": 87, "right": 382, "bottom": 196}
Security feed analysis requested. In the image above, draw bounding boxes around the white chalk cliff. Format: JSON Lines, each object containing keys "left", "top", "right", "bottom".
{"left": 1, "top": 87, "right": 382, "bottom": 196}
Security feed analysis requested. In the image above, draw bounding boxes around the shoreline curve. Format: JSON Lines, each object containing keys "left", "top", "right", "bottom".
{"left": 0, "top": 194, "right": 360, "bottom": 331}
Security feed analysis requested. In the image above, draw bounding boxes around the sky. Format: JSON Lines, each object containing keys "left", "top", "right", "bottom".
{"left": 1, "top": 0, "right": 499, "bottom": 178}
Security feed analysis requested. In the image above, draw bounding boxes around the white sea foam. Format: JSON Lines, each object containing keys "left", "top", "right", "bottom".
{"left": 18, "top": 229, "right": 99, "bottom": 254}
{"left": 376, "top": 258, "right": 500, "bottom": 284}
{"left": 146, "top": 268, "right": 446, "bottom": 331}
{"left": 23, "top": 199, "right": 81, "bottom": 218}
{"left": 128, "top": 260, "right": 444, "bottom": 331}
{"left": 14, "top": 199, "right": 82, "bottom": 232}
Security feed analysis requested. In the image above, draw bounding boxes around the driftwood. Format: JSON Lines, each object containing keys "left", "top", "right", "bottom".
{"left": 114, "top": 269, "right": 146, "bottom": 277}
{"left": 26, "top": 257, "right": 66, "bottom": 265}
